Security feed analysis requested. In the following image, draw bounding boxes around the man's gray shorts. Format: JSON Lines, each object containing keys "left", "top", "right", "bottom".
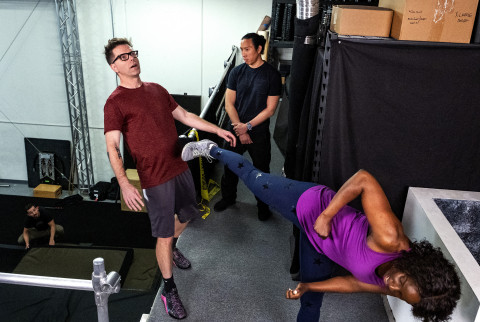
{"left": 143, "top": 168, "right": 199, "bottom": 238}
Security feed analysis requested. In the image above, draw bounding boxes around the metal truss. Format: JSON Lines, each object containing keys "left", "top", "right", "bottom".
{"left": 54, "top": 0, "right": 94, "bottom": 192}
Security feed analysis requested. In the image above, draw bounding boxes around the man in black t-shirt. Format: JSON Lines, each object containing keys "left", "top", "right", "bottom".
{"left": 215, "top": 33, "right": 282, "bottom": 220}
{"left": 18, "top": 203, "right": 64, "bottom": 249}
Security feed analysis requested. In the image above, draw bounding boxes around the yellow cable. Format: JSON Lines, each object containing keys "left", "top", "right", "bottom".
{"left": 188, "top": 130, "right": 221, "bottom": 219}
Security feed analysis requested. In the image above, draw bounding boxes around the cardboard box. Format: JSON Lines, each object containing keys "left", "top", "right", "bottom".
{"left": 330, "top": 5, "right": 393, "bottom": 37}
{"left": 34, "top": 184, "right": 62, "bottom": 199}
{"left": 121, "top": 169, "right": 147, "bottom": 213}
{"left": 379, "top": 0, "right": 479, "bottom": 43}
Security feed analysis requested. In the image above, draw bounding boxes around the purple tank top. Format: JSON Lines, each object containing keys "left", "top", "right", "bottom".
{"left": 296, "top": 185, "right": 402, "bottom": 287}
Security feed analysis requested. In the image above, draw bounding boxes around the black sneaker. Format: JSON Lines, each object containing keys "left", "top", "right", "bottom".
{"left": 173, "top": 248, "right": 191, "bottom": 269}
{"left": 213, "top": 199, "right": 236, "bottom": 212}
{"left": 161, "top": 287, "right": 187, "bottom": 319}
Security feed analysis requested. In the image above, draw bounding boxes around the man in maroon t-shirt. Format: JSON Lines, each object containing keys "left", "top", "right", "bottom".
{"left": 103, "top": 38, "right": 235, "bottom": 320}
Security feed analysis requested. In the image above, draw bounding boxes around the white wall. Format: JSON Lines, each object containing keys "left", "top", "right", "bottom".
{"left": 0, "top": 0, "right": 71, "bottom": 182}
{"left": 0, "top": 0, "right": 272, "bottom": 184}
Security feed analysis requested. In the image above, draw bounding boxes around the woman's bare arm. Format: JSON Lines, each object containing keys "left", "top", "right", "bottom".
{"left": 286, "top": 275, "right": 386, "bottom": 299}
{"left": 314, "top": 170, "right": 408, "bottom": 252}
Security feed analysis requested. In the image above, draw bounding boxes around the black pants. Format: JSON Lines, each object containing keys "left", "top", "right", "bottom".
{"left": 220, "top": 129, "right": 271, "bottom": 211}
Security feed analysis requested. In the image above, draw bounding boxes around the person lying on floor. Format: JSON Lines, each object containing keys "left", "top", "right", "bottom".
{"left": 181, "top": 140, "right": 461, "bottom": 322}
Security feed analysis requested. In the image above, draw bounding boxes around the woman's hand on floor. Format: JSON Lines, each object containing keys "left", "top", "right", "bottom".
{"left": 285, "top": 283, "right": 307, "bottom": 299}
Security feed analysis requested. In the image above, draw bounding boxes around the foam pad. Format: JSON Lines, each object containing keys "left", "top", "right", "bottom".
{"left": 13, "top": 246, "right": 133, "bottom": 286}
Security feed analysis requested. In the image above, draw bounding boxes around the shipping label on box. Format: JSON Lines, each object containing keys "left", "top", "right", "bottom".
{"left": 330, "top": 5, "right": 393, "bottom": 38}
{"left": 379, "top": 0, "right": 479, "bottom": 43}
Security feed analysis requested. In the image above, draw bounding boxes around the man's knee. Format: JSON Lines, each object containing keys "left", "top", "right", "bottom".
{"left": 18, "top": 229, "right": 49, "bottom": 244}
{"left": 156, "top": 236, "right": 173, "bottom": 247}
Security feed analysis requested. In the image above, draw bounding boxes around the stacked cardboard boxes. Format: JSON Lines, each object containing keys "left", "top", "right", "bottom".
{"left": 328, "top": 1, "right": 478, "bottom": 43}
{"left": 379, "top": 0, "right": 479, "bottom": 43}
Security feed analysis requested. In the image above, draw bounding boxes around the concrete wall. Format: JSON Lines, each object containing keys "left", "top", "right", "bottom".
{"left": 0, "top": 0, "right": 272, "bottom": 184}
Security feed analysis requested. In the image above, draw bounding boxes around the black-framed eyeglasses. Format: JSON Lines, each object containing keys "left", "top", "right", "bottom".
{"left": 111, "top": 50, "right": 139, "bottom": 64}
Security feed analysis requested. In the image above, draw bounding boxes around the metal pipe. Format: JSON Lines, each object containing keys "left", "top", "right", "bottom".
{"left": 92, "top": 258, "right": 121, "bottom": 322}
{"left": 109, "top": 0, "right": 115, "bottom": 37}
{"left": 198, "top": 45, "right": 237, "bottom": 119}
{"left": 296, "top": 0, "right": 320, "bottom": 19}
{"left": 109, "top": 0, "right": 119, "bottom": 87}
{"left": 187, "top": 45, "right": 237, "bottom": 140}
{"left": 0, "top": 272, "right": 93, "bottom": 291}
{"left": 0, "top": 257, "right": 120, "bottom": 322}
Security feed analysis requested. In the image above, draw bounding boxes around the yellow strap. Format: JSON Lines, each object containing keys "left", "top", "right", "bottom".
{"left": 207, "top": 179, "right": 220, "bottom": 200}
{"left": 188, "top": 130, "right": 221, "bottom": 219}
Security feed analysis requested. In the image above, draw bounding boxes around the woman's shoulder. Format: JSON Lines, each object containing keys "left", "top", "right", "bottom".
{"left": 368, "top": 227, "right": 410, "bottom": 253}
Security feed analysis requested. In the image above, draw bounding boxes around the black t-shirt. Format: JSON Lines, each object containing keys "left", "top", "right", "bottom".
{"left": 24, "top": 207, "right": 53, "bottom": 231}
{"left": 227, "top": 62, "right": 282, "bottom": 132}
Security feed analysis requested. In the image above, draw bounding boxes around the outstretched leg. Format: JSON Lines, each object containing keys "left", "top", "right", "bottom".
{"left": 182, "top": 140, "right": 316, "bottom": 228}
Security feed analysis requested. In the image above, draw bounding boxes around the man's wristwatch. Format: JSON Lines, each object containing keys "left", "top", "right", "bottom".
{"left": 246, "top": 122, "right": 253, "bottom": 131}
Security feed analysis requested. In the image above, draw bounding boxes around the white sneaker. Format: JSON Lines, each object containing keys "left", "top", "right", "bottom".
{"left": 181, "top": 139, "right": 218, "bottom": 162}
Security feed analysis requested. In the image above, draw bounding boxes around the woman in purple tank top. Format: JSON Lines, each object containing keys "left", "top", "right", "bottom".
{"left": 182, "top": 141, "right": 461, "bottom": 322}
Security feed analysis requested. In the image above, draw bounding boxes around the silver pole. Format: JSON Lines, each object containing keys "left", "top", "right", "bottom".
{"left": 0, "top": 257, "right": 121, "bottom": 322}
{"left": 0, "top": 273, "right": 92, "bottom": 291}
{"left": 92, "top": 258, "right": 121, "bottom": 322}
{"left": 199, "top": 45, "right": 237, "bottom": 119}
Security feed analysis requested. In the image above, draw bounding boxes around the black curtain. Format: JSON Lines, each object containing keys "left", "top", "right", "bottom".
{"left": 313, "top": 35, "right": 480, "bottom": 218}
{"left": 283, "top": 13, "right": 322, "bottom": 277}
{"left": 284, "top": 14, "right": 321, "bottom": 179}
{"left": 295, "top": 48, "right": 325, "bottom": 181}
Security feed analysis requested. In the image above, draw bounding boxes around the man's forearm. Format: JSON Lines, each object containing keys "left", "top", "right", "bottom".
{"left": 250, "top": 95, "right": 279, "bottom": 127}
{"left": 233, "top": 94, "right": 279, "bottom": 131}
{"left": 225, "top": 102, "right": 240, "bottom": 124}
{"left": 232, "top": 106, "right": 276, "bottom": 136}
{"left": 183, "top": 112, "right": 221, "bottom": 134}
{"left": 107, "top": 145, "right": 130, "bottom": 187}
{"left": 248, "top": 108, "right": 275, "bottom": 128}
{"left": 105, "top": 132, "right": 145, "bottom": 211}
{"left": 24, "top": 232, "right": 29, "bottom": 246}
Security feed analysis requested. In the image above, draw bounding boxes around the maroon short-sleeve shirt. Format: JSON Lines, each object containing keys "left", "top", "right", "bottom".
{"left": 104, "top": 82, "right": 188, "bottom": 188}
